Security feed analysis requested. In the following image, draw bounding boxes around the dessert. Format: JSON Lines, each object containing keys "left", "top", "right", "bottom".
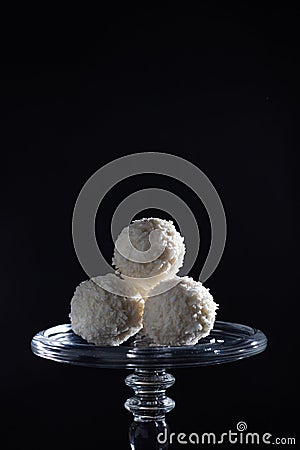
{"left": 112, "top": 218, "right": 185, "bottom": 294}
{"left": 69, "top": 273, "right": 144, "bottom": 346}
{"left": 70, "top": 217, "right": 217, "bottom": 347}
{"left": 143, "top": 276, "right": 218, "bottom": 346}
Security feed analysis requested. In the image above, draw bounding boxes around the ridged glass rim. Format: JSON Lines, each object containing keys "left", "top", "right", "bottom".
{"left": 31, "top": 321, "right": 267, "bottom": 369}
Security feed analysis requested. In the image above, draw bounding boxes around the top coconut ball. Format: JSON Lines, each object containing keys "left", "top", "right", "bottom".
{"left": 112, "top": 218, "right": 185, "bottom": 292}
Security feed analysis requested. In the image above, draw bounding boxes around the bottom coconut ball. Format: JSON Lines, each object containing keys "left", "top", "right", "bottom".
{"left": 70, "top": 273, "right": 144, "bottom": 346}
{"left": 143, "top": 276, "right": 218, "bottom": 346}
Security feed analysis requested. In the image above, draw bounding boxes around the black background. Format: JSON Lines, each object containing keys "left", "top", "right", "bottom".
{"left": 1, "top": 4, "right": 298, "bottom": 449}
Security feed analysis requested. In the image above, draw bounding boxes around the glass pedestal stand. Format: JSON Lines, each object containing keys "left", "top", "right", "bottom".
{"left": 31, "top": 321, "right": 267, "bottom": 449}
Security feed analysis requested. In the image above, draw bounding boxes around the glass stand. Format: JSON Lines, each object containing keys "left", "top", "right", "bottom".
{"left": 125, "top": 369, "right": 175, "bottom": 421}
{"left": 31, "top": 321, "right": 267, "bottom": 448}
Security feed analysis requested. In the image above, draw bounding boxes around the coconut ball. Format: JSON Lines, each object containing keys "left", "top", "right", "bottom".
{"left": 69, "top": 273, "right": 144, "bottom": 346}
{"left": 112, "top": 218, "right": 185, "bottom": 294}
{"left": 143, "top": 276, "right": 218, "bottom": 346}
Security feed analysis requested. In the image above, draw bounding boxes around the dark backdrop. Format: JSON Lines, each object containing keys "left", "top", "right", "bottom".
{"left": 1, "top": 5, "right": 298, "bottom": 449}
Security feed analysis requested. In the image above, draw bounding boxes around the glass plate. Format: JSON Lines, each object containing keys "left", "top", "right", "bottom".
{"left": 31, "top": 320, "right": 267, "bottom": 369}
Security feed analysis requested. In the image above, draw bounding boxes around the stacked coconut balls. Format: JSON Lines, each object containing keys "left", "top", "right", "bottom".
{"left": 70, "top": 218, "right": 218, "bottom": 346}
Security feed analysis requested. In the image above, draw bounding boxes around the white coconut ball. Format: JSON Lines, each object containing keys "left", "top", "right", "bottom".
{"left": 69, "top": 273, "right": 144, "bottom": 346}
{"left": 112, "top": 218, "right": 185, "bottom": 294}
{"left": 143, "top": 276, "right": 218, "bottom": 346}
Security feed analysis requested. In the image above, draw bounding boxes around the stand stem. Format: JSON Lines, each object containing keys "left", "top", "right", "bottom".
{"left": 125, "top": 369, "right": 175, "bottom": 421}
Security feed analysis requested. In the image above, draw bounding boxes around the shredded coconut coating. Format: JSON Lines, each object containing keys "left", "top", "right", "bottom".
{"left": 69, "top": 273, "right": 144, "bottom": 346}
{"left": 143, "top": 276, "right": 218, "bottom": 346}
{"left": 112, "top": 218, "right": 185, "bottom": 293}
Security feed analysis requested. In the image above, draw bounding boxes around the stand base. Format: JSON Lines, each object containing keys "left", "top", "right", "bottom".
{"left": 129, "top": 419, "right": 170, "bottom": 450}
{"left": 125, "top": 369, "right": 175, "bottom": 421}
